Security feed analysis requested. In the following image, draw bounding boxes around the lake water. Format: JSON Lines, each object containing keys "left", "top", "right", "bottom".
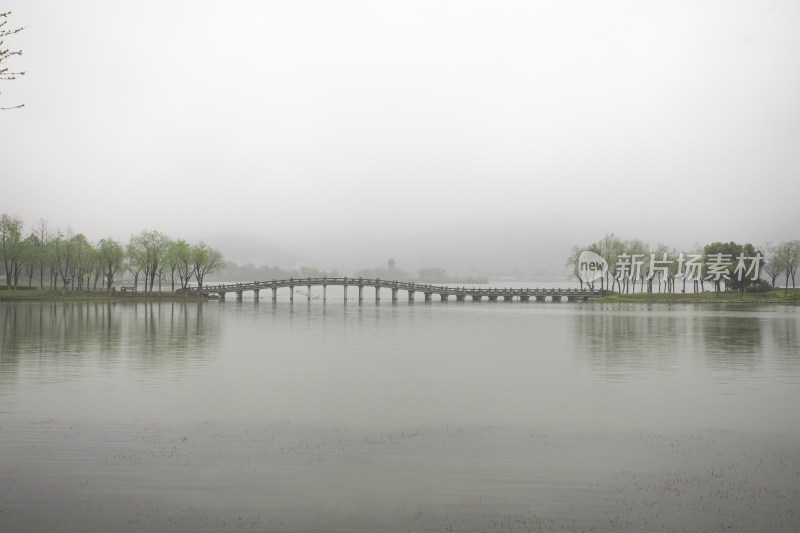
{"left": 1, "top": 297, "right": 799, "bottom": 532}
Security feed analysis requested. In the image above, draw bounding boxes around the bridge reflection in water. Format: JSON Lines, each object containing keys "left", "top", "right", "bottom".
{"left": 181, "top": 277, "right": 607, "bottom": 303}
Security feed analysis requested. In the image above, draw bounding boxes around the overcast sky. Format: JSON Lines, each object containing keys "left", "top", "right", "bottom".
{"left": 2, "top": 1, "right": 799, "bottom": 273}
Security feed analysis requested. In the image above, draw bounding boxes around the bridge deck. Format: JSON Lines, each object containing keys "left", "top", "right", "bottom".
{"left": 179, "top": 278, "right": 605, "bottom": 301}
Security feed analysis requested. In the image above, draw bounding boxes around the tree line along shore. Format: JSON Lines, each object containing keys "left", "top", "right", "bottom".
{"left": 0, "top": 215, "right": 223, "bottom": 294}
{"left": 566, "top": 234, "right": 800, "bottom": 297}
{"left": 2, "top": 215, "right": 799, "bottom": 303}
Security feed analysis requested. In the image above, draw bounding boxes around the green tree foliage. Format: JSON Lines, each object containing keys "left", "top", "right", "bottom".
{"left": 0, "top": 213, "right": 23, "bottom": 288}
{"left": 128, "top": 230, "right": 169, "bottom": 293}
{"left": 774, "top": 240, "right": 800, "bottom": 295}
{"left": 69, "top": 233, "right": 94, "bottom": 290}
{"left": 170, "top": 239, "right": 194, "bottom": 290}
{"left": 567, "top": 237, "right": 768, "bottom": 295}
{"left": 19, "top": 232, "right": 39, "bottom": 286}
{"left": 191, "top": 242, "right": 224, "bottom": 291}
{"left": 759, "top": 242, "right": 782, "bottom": 288}
{"left": 625, "top": 239, "right": 650, "bottom": 294}
{"left": 98, "top": 238, "right": 124, "bottom": 292}
{"left": 564, "top": 245, "right": 584, "bottom": 289}
{"left": 702, "top": 242, "right": 762, "bottom": 293}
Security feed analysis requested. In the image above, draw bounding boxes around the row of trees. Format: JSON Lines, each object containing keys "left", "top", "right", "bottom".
{"left": 0, "top": 214, "right": 224, "bottom": 292}
{"left": 566, "top": 234, "right": 800, "bottom": 295}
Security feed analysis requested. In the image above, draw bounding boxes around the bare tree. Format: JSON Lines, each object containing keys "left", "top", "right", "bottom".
{"left": 0, "top": 11, "right": 25, "bottom": 110}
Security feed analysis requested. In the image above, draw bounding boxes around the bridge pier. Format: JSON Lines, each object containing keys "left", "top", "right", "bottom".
{"left": 187, "top": 280, "right": 596, "bottom": 306}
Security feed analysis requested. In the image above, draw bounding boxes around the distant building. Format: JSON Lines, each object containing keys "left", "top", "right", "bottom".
{"left": 388, "top": 259, "right": 395, "bottom": 272}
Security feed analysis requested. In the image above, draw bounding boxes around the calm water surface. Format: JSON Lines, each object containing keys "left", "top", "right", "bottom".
{"left": 1, "top": 299, "right": 799, "bottom": 532}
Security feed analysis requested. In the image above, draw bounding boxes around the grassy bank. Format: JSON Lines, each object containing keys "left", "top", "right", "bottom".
{"left": 594, "top": 288, "right": 800, "bottom": 304}
{"left": 0, "top": 288, "right": 212, "bottom": 301}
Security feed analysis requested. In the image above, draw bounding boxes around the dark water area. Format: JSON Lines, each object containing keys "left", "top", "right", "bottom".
{"left": 1, "top": 300, "right": 799, "bottom": 532}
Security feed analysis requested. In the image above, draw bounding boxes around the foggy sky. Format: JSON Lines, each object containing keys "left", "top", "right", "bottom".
{"left": 2, "top": 1, "right": 799, "bottom": 275}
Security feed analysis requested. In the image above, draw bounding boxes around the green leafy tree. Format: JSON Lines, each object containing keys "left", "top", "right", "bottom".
{"left": 129, "top": 230, "right": 169, "bottom": 293}
{"left": 759, "top": 242, "right": 782, "bottom": 288}
{"left": 623, "top": 238, "right": 649, "bottom": 294}
{"left": 192, "top": 242, "right": 224, "bottom": 291}
{"left": 564, "top": 245, "right": 586, "bottom": 290}
{"left": 170, "top": 239, "right": 194, "bottom": 289}
{"left": 69, "top": 233, "right": 94, "bottom": 290}
{"left": 594, "top": 233, "right": 624, "bottom": 293}
{"left": 0, "top": 213, "right": 23, "bottom": 288}
{"left": 98, "top": 238, "right": 124, "bottom": 292}
{"left": 125, "top": 240, "right": 146, "bottom": 291}
{"left": 702, "top": 242, "right": 762, "bottom": 294}
{"left": 774, "top": 240, "right": 800, "bottom": 295}
{"left": 20, "top": 232, "right": 39, "bottom": 286}
{"left": 164, "top": 240, "right": 182, "bottom": 292}
{"left": 32, "top": 218, "right": 49, "bottom": 288}
{"left": 646, "top": 243, "right": 671, "bottom": 294}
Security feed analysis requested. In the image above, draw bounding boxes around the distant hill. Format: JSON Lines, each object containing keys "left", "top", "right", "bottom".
{"left": 200, "top": 233, "right": 303, "bottom": 268}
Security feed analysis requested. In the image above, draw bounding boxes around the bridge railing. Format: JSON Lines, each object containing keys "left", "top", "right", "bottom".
{"left": 182, "top": 278, "right": 607, "bottom": 297}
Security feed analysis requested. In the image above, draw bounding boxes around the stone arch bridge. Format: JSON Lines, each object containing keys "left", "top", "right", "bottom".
{"left": 180, "top": 277, "right": 606, "bottom": 303}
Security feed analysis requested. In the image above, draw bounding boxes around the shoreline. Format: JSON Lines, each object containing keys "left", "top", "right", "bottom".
{"left": 0, "top": 288, "right": 213, "bottom": 302}
{"left": 593, "top": 288, "right": 800, "bottom": 305}
{"left": 1, "top": 287, "right": 798, "bottom": 304}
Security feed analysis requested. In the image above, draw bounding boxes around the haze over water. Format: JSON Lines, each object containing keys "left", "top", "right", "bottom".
{"left": 2, "top": 299, "right": 799, "bottom": 532}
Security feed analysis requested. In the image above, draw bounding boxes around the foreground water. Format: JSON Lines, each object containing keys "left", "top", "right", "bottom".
{"left": 1, "top": 298, "right": 799, "bottom": 532}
